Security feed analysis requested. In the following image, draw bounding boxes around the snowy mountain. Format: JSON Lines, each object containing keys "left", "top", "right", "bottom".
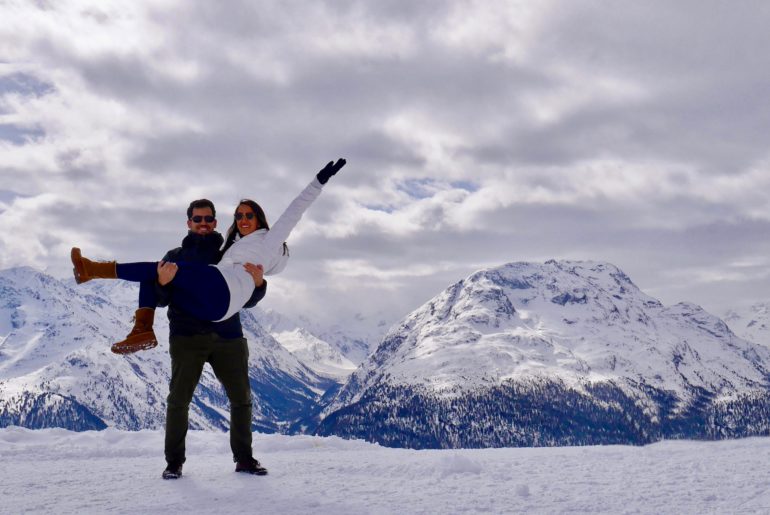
{"left": 270, "top": 327, "right": 357, "bottom": 382}
{"left": 724, "top": 303, "right": 770, "bottom": 348}
{"left": 7, "top": 263, "right": 770, "bottom": 451}
{"left": 254, "top": 307, "right": 388, "bottom": 364}
{"left": 0, "top": 267, "right": 336, "bottom": 433}
{"left": 318, "top": 260, "right": 770, "bottom": 448}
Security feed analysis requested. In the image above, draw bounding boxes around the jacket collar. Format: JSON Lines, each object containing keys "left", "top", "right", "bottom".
{"left": 182, "top": 230, "right": 224, "bottom": 249}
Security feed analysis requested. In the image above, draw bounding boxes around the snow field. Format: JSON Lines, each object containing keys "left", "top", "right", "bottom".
{"left": 2, "top": 428, "right": 770, "bottom": 514}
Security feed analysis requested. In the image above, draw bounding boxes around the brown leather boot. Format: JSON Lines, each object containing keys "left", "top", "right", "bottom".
{"left": 111, "top": 308, "right": 158, "bottom": 355}
{"left": 71, "top": 247, "right": 117, "bottom": 284}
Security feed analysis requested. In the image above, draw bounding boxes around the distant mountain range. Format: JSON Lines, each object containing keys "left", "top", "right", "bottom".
{"left": 253, "top": 306, "right": 388, "bottom": 365}
{"left": 3, "top": 262, "right": 770, "bottom": 450}
{"left": 317, "top": 261, "right": 770, "bottom": 448}
{"left": 724, "top": 303, "right": 770, "bottom": 348}
{"left": 0, "top": 267, "right": 341, "bottom": 433}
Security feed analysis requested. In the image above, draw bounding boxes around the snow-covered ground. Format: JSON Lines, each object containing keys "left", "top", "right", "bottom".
{"left": 2, "top": 428, "right": 770, "bottom": 514}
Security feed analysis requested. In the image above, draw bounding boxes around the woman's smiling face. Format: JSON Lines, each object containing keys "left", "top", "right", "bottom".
{"left": 235, "top": 204, "right": 259, "bottom": 236}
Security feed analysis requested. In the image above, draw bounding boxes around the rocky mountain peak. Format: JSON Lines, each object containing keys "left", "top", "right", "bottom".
{"left": 327, "top": 259, "right": 770, "bottom": 416}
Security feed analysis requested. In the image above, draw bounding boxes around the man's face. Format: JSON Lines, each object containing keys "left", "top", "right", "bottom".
{"left": 187, "top": 207, "right": 217, "bottom": 235}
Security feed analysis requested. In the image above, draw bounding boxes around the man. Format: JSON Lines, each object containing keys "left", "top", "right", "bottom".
{"left": 157, "top": 199, "right": 269, "bottom": 479}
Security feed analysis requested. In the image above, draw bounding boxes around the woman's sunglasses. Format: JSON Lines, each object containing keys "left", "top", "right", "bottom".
{"left": 235, "top": 213, "right": 256, "bottom": 221}
{"left": 190, "top": 215, "right": 215, "bottom": 223}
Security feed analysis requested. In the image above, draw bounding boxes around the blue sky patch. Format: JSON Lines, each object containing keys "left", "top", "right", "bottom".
{"left": 396, "top": 178, "right": 438, "bottom": 200}
{"left": 451, "top": 181, "right": 479, "bottom": 193}
{"left": 364, "top": 204, "right": 396, "bottom": 214}
{"left": 0, "top": 73, "right": 55, "bottom": 97}
{"left": 0, "top": 124, "right": 45, "bottom": 145}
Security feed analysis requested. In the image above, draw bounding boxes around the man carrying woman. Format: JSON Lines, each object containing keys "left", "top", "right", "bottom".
{"left": 70, "top": 158, "right": 347, "bottom": 478}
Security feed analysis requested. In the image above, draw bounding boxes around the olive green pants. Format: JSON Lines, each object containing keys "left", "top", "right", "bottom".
{"left": 164, "top": 333, "right": 253, "bottom": 465}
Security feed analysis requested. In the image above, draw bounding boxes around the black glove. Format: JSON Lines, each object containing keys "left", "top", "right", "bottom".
{"left": 316, "top": 158, "right": 347, "bottom": 185}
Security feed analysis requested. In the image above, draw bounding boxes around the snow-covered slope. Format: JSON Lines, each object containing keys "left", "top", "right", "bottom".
{"left": 724, "top": 303, "right": 770, "bottom": 348}
{"left": 271, "top": 328, "right": 357, "bottom": 382}
{"left": 318, "top": 261, "right": 770, "bottom": 448}
{"left": 4, "top": 427, "right": 770, "bottom": 514}
{"left": 0, "top": 267, "right": 136, "bottom": 379}
{"left": 254, "top": 307, "right": 388, "bottom": 365}
{"left": 0, "top": 267, "right": 335, "bottom": 433}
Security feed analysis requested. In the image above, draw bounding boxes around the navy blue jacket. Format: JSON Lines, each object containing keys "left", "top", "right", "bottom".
{"left": 156, "top": 231, "right": 267, "bottom": 338}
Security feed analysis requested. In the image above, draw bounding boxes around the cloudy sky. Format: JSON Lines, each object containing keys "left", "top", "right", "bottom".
{"left": 2, "top": 0, "right": 770, "bottom": 330}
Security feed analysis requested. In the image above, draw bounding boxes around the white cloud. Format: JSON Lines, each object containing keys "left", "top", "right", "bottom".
{"left": 2, "top": 0, "right": 770, "bottom": 329}
{"left": 324, "top": 259, "right": 456, "bottom": 283}
{"left": 520, "top": 68, "right": 650, "bottom": 126}
{"left": 432, "top": 0, "right": 554, "bottom": 62}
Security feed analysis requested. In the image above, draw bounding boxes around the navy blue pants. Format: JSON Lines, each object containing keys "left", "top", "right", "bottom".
{"left": 116, "top": 262, "right": 230, "bottom": 321}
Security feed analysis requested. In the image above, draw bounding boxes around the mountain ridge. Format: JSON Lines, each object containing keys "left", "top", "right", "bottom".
{"left": 4, "top": 262, "right": 770, "bottom": 449}
{"left": 317, "top": 260, "right": 770, "bottom": 448}
{"left": 0, "top": 267, "right": 339, "bottom": 432}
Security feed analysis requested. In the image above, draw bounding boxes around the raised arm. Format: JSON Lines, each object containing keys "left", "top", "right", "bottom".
{"left": 263, "top": 158, "right": 346, "bottom": 249}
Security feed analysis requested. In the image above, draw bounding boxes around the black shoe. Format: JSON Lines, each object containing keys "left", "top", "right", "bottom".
{"left": 235, "top": 458, "right": 268, "bottom": 476}
{"left": 162, "top": 461, "right": 183, "bottom": 480}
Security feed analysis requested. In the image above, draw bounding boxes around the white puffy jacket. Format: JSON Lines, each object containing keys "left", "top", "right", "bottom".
{"left": 213, "top": 177, "right": 324, "bottom": 321}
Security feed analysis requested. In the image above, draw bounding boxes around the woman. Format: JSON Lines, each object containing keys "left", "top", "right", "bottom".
{"left": 71, "top": 158, "right": 346, "bottom": 328}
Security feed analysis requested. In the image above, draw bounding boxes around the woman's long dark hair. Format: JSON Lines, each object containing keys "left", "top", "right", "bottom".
{"left": 221, "top": 199, "right": 289, "bottom": 257}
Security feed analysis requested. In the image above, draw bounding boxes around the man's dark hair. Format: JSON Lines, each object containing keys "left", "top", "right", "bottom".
{"left": 187, "top": 199, "right": 216, "bottom": 220}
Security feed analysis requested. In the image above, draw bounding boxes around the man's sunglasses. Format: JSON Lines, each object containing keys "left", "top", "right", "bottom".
{"left": 190, "top": 215, "right": 215, "bottom": 223}
{"left": 235, "top": 213, "right": 256, "bottom": 221}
